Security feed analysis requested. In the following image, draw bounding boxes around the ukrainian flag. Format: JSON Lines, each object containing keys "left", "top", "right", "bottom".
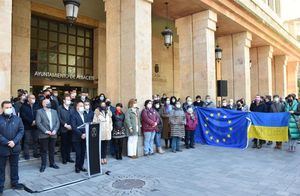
{"left": 248, "top": 112, "right": 290, "bottom": 142}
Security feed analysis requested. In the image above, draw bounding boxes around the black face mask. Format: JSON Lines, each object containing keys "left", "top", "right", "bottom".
{"left": 45, "top": 95, "right": 51, "bottom": 99}
{"left": 106, "top": 101, "right": 111, "bottom": 106}
{"left": 100, "top": 106, "right": 107, "bottom": 111}
{"left": 288, "top": 99, "right": 293, "bottom": 103}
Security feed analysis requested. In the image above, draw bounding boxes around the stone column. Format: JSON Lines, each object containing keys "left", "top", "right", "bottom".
{"left": 176, "top": 10, "right": 217, "bottom": 101}
{"left": 11, "top": 0, "right": 31, "bottom": 97}
{"left": 258, "top": 46, "right": 273, "bottom": 96}
{"left": 232, "top": 32, "right": 252, "bottom": 104}
{"left": 217, "top": 35, "right": 234, "bottom": 99}
{"left": 273, "top": 55, "right": 287, "bottom": 97}
{"left": 0, "top": 0, "right": 12, "bottom": 102}
{"left": 286, "top": 61, "right": 299, "bottom": 95}
{"left": 104, "top": 0, "right": 152, "bottom": 106}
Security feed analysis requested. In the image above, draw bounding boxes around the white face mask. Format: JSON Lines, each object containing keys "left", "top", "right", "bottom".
{"left": 53, "top": 93, "right": 58, "bottom": 97}
{"left": 222, "top": 103, "right": 227, "bottom": 106}
{"left": 176, "top": 104, "right": 181, "bottom": 108}
{"left": 100, "top": 96, "right": 105, "bottom": 101}
{"left": 133, "top": 103, "right": 138, "bottom": 108}
{"left": 4, "top": 108, "right": 13, "bottom": 116}
{"left": 147, "top": 104, "right": 152, "bottom": 109}
{"left": 166, "top": 100, "right": 170, "bottom": 105}
{"left": 78, "top": 107, "right": 85, "bottom": 113}
{"left": 65, "top": 100, "right": 71, "bottom": 106}
{"left": 274, "top": 97, "right": 279, "bottom": 102}
{"left": 155, "top": 104, "right": 160, "bottom": 109}
{"left": 30, "top": 99, "right": 36, "bottom": 104}
{"left": 81, "top": 96, "right": 86, "bottom": 100}
{"left": 187, "top": 108, "right": 193, "bottom": 114}
{"left": 187, "top": 101, "right": 193, "bottom": 105}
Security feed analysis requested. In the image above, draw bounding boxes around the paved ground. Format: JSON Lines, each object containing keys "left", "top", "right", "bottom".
{"left": 3, "top": 142, "right": 300, "bottom": 196}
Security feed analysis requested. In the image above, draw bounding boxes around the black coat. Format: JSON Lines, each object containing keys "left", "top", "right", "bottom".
{"left": 0, "top": 115, "right": 24, "bottom": 156}
{"left": 84, "top": 110, "right": 94, "bottom": 123}
{"left": 70, "top": 112, "right": 86, "bottom": 142}
{"left": 57, "top": 105, "right": 74, "bottom": 133}
{"left": 250, "top": 102, "right": 266, "bottom": 112}
{"left": 112, "top": 112, "right": 126, "bottom": 139}
{"left": 193, "top": 101, "right": 204, "bottom": 107}
{"left": 20, "top": 102, "right": 40, "bottom": 130}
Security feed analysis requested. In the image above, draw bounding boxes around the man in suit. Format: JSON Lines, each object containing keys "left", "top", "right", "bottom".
{"left": 71, "top": 101, "right": 87, "bottom": 173}
{"left": 20, "top": 94, "right": 40, "bottom": 160}
{"left": 36, "top": 98, "right": 60, "bottom": 172}
{"left": 0, "top": 101, "right": 24, "bottom": 194}
{"left": 57, "top": 94, "right": 74, "bottom": 164}
{"left": 84, "top": 100, "right": 94, "bottom": 123}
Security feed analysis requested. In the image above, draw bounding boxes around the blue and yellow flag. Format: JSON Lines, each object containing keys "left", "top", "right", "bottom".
{"left": 195, "top": 107, "right": 250, "bottom": 149}
{"left": 248, "top": 112, "right": 290, "bottom": 142}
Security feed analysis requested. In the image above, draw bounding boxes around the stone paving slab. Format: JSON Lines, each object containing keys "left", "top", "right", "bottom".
{"left": 3, "top": 142, "right": 300, "bottom": 196}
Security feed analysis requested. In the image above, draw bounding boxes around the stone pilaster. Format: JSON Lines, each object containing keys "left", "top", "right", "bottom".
{"left": 176, "top": 10, "right": 217, "bottom": 101}
{"left": 232, "top": 32, "right": 252, "bottom": 104}
{"left": 257, "top": 46, "right": 273, "bottom": 96}
{"left": 11, "top": 0, "right": 31, "bottom": 97}
{"left": 273, "top": 55, "right": 287, "bottom": 97}
{"left": 0, "top": 0, "right": 12, "bottom": 102}
{"left": 286, "top": 61, "right": 299, "bottom": 95}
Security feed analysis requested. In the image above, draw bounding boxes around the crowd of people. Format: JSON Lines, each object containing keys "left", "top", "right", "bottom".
{"left": 0, "top": 88, "right": 300, "bottom": 194}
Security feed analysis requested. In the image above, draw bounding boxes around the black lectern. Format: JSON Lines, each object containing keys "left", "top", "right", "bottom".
{"left": 78, "top": 123, "right": 101, "bottom": 177}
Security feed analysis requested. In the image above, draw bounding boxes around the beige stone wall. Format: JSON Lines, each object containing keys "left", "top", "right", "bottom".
{"left": 0, "top": 0, "right": 12, "bottom": 102}
{"left": 11, "top": 0, "right": 31, "bottom": 97}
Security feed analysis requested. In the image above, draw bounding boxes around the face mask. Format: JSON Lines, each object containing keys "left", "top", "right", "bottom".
{"left": 171, "top": 99, "right": 175, "bottom": 103}
{"left": 187, "top": 108, "right": 193, "bottom": 114}
{"left": 222, "top": 103, "right": 227, "bottom": 106}
{"left": 65, "top": 100, "right": 71, "bottom": 106}
{"left": 166, "top": 100, "right": 170, "bottom": 105}
{"left": 206, "top": 99, "right": 211, "bottom": 103}
{"left": 274, "top": 97, "right": 279, "bottom": 102}
{"left": 133, "top": 103, "right": 138, "bottom": 108}
{"left": 116, "top": 107, "right": 122, "bottom": 112}
{"left": 46, "top": 103, "right": 51, "bottom": 109}
{"left": 53, "top": 93, "right": 58, "bottom": 97}
{"left": 100, "top": 106, "right": 107, "bottom": 110}
{"left": 45, "top": 95, "right": 51, "bottom": 99}
{"left": 100, "top": 96, "right": 104, "bottom": 101}
{"left": 85, "top": 105, "right": 90, "bottom": 111}
{"left": 106, "top": 101, "right": 111, "bottom": 106}
{"left": 197, "top": 100, "right": 201, "bottom": 103}
{"left": 81, "top": 96, "right": 86, "bottom": 100}
{"left": 176, "top": 104, "right": 181, "bottom": 108}
{"left": 288, "top": 98, "right": 293, "bottom": 103}
{"left": 147, "top": 104, "right": 152, "bottom": 109}
{"left": 78, "top": 107, "right": 85, "bottom": 113}
{"left": 4, "top": 108, "right": 13, "bottom": 116}
{"left": 255, "top": 98, "right": 261, "bottom": 102}
{"left": 187, "top": 101, "right": 193, "bottom": 105}
{"left": 30, "top": 99, "right": 36, "bottom": 104}
{"left": 155, "top": 104, "right": 160, "bottom": 109}
{"left": 21, "top": 96, "right": 26, "bottom": 101}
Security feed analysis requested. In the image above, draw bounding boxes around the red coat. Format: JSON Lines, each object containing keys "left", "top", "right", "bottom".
{"left": 141, "top": 108, "right": 159, "bottom": 132}
{"left": 185, "top": 112, "right": 198, "bottom": 131}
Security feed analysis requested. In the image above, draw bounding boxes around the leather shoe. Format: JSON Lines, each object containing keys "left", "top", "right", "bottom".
{"left": 67, "top": 159, "right": 75, "bottom": 163}
{"left": 62, "top": 160, "right": 67, "bottom": 164}
{"left": 49, "top": 164, "right": 60, "bottom": 169}
{"left": 80, "top": 168, "right": 87, "bottom": 172}
{"left": 40, "top": 166, "right": 46, "bottom": 173}
{"left": 75, "top": 168, "right": 80, "bottom": 173}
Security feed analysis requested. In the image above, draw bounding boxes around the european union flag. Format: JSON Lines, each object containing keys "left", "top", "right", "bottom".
{"left": 195, "top": 107, "right": 250, "bottom": 149}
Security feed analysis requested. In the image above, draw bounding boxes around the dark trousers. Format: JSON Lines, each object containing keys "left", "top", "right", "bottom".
{"left": 185, "top": 130, "right": 195, "bottom": 147}
{"left": 73, "top": 140, "right": 86, "bottom": 169}
{"left": 0, "top": 154, "right": 19, "bottom": 192}
{"left": 101, "top": 140, "right": 109, "bottom": 159}
{"left": 253, "top": 139, "right": 265, "bottom": 145}
{"left": 23, "top": 129, "right": 39, "bottom": 157}
{"left": 61, "top": 131, "right": 72, "bottom": 161}
{"left": 40, "top": 137, "right": 56, "bottom": 166}
{"left": 113, "top": 138, "right": 125, "bottom": 157}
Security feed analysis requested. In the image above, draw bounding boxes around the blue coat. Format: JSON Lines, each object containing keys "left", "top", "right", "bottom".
{"left": 20, "top": 102, "right": 40, "bottom": 130}
{"left": 84, "top": 110, "right": 94, "bottom": 123}
{"left": 71, "top": 112, "right": 86, "bottom": 142}
{"left": 0, "top": 115, "right": 24, "bottom": 156}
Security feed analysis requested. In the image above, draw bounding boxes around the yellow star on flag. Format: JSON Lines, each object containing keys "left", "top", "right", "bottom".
{"left": 217, "top": 113, "right": 221, "bottom": 117}
{"left": 210, "top": 113, "right": 214, "bottom": 117}
{"left": 204, "top": 124, "right": 207, "bottom": 127}
{"left": 216, "top": 139, "right": 219, "bottom": 143}
{"left": 205, "top": 130, "right": 209, "bottom": 134}
{"left": 223, "top": 115, "right": 227, "bottom": 119}
{"left": 222, "top": 138, "right": 226, "bottom": 142}
{"left": 210, "top": 136, "right": 213, "bottom": 140}
{"left": 206, "top": 117, "right": 209, "bottom": 121}
{"left": 228, "top": 120, "right": 232, "bottom": 124}
{"left": 227, "top": 134, "right": 231, "bottom": 138}
{"left": 229, "top": 127, "right": 233, "bottom": 131}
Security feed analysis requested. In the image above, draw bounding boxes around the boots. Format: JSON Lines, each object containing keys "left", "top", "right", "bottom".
{"left": 165, "top": 139, "right": 169, "bottom": 149}
{"left": 157, "top": 147, "right": 165, "bottom": 154}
